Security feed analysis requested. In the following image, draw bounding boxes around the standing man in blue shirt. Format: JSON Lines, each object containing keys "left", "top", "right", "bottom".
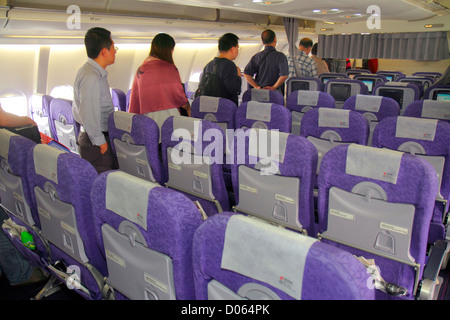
{"left": 73, "top": 27, "right": 118, "bottom": 173}
{"left": 243, "top": 29, "right": 289, "bottom": 96}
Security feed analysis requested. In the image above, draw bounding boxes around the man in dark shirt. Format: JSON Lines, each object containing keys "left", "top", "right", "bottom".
{"left": 199, "top": 33, "right": 242, "bottom": 106}
{"left": 243, "top": 29, "right": 289, "bottom": 96}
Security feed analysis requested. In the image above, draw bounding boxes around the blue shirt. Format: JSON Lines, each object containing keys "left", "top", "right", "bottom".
{"left": 244, "top": 46, "right": 289, "bottom": 89}
{"left": 72, "top": 59, "right": 114, "bottom": 146}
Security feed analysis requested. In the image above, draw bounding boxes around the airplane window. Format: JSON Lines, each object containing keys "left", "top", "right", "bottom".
{"left": 50, "top": 84, "right": 74, "bottom": 100}
{"left": 0, "top": 90, "right": 27, "bottom": 117}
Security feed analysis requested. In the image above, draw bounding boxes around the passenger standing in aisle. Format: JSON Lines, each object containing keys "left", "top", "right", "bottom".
{"left": 72, "top": 27, "right": 118, "bottom": 173}
{"left": 243, "top": 29, "right": 289, "bottom": 96}
{"left": 197, "top": 33, "right": 242, "bottom": 106}
{"left": 286, "top": 37, "right": 318, "bottom": 78}
{"left": 311, "top": 43, "right": 330, "bottom": 76}
{"left": 128, "top": 33, "right": 190, "bottom": 131}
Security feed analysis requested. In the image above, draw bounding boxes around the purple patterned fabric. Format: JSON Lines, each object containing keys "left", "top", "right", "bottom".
{"left": 26, "top": 145, "right": 105, "bottom": 299}
{"left": 241, "top": 88, "right": 285, "bottom": 106}
{"left": 286, "top": 91, "right": 335, "bottom": 113}
{"left": 1, "top": 133, "right": 48, "bottom": 268}
{"left": 91, "top": 171, "right": 203, "bottom": 300}
{"left": 108, "top": 111, "right": 164, "bottom": 184}
{"left": 230, "top": 131, "right": 318, "bottom": 235}
{"left": 372, "top": 116, "right": 450, "bottom": 244}
{"left": 191, "top": 96, "right": 238, "bottom": 130}
{"left": 300, "top": 108, "right": 369, "bottom": 145}
{"left": 403, "top": 100, "right": 450, "bottom": 123}
{"left": 161, "top": 116, "right": 229, "bottom": 216}
{"left": 317, "top": 145, "right": 438, "bottom": 300}
{"left": 49, "top": 98, "right": 80, "bottom": 142}
{"left": 192, "top": 212, "right": 375, "bottom": 300}
{"left": 111, "top": 88, "right": 127, "bottom": 112}
{"left": 236, "top": 101, "right": 292, "bottom": 133}
{"left": 343, "top": 95, "right": 400, "bottom": 122}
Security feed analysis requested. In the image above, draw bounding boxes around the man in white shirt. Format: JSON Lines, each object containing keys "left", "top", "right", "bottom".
{"left": 72, "top": 27, "right": 118, "bottom": 173}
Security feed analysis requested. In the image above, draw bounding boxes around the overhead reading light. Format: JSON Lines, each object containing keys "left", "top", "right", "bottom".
{"left": 252, "top": 0, "right": 293, "bottom": 5}
{"left": 425, "top": 23, "right": 444, "bottom": 28}
{"left": 311, "top": 8, "right": 343, "bottom": 14}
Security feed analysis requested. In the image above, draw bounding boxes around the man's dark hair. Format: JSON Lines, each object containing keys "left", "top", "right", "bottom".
{"left": 261, "top": 29, "right": 276, "bottom": 45}
{"left": 218, "top": 33, "right": 239, "bottom": 52}
{"left": 84, "top": 27, "right": 113, "bottom": 59}
{"left": 299, "top": 37, "right": 313, "bottom": 49}
{"left": 311, "top": 43, "right": 318, "bottom": 55}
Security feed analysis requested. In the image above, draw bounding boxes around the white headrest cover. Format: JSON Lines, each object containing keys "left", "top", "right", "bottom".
{"left": 106, "top": 171, "right": 159, "bottom": 231}
{"left": 199, "top": 96, "right": 220, "bottom": 113}
{"left": 396, "top": 116, "right": 437, "bottom": 141}
{"left": 113, "top": 111, "right": 134, "bottom": 133}
{"left": 33, "top": 144, "right": 65, "bottom": 184}
{"left": 221, "top": 214, "right": 317, "bottom": 299}
{"left": 346, "top": 144, "right": 403, "bottom": 184}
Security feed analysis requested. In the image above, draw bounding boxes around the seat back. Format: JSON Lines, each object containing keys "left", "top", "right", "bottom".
{"left": 285, "top": 77, "right": 324, "bottom": 97}
{"left": 91, "top": 170, "right": 202, "bottom": 300}
{"left": 231, "top": 129, "right": 318, "bottom": 235}
{"left": 376, "top": 70, "right": 405, "bottom": 82}
{"left": 193, "top": 212, "right": 375, "bottom": 300}
{"left": 236, "top": 101, "right": 291, "bottom": 133}
{"left": 399, "top": 77, "right": 434, "bottom": 98}
{"left": 30, "top": 93, "right": 53, "bottom": 138}
{"left": 49, "top": 98, "right": 79, "bottom": 154}
{"left": 317, "top": 144, "right": 438, "bottom": 299}
{"left": 354, "top": 74, "right": 388, "bottom": 94}
{"left": 300, "top": 108, "right": 369, "bottom": 175}
{"left": 0, "top": 129, "right": 37, "bottom": 227}
{"left": 161, "top": 116, "right": 228, "bottom": 217}
{"left": 372, "top": 116, "right": 450, "bottom": 244}
{"left": 108, "top": 111, "right": 164, "bottom": 184}
{"left": 319, "top": 72, "right": 349, "bottom": 84}
{"left": 241, "top": 88, "right": 285, "bottom": 106}
{"left": 403, "top": 100, "right": 450, "bottom": 123}
{"left": 346, "top": 69, "right": 371, "bottom": 78}
{"left": 373, "top": 82, "right": 420, "bottom": 114}
{"left": 0, "top": 129, "right": 50, "bottom": 269}
{"left": 324, "top": 79, "right": 369, "bottom": 108}
{"left": 191, "top": 96, "right": 237, "bottom": 131}
{"left": 126, "top": 89, "right": 131, "bottom": 110}
{"left": 424, "top": 84, "right": 450, "bottom": 101}
{"left": 27, "top": 143, "right": 105, "bottom": 299}
{"left": 343, "top": 94, "right": 400, "bottom": 145}
{"left": 111, "top": 88, "right": 127, "bottom": 112}
{"left": 286, "top": 90, "right": 335, "bottom": 135}
{"left": 413, "top": 72, "right": 442, "bottom": 81}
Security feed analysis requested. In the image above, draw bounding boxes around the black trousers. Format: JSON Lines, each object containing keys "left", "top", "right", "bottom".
{"left": 77, "top": 131, "right": 118, "bottom": 174}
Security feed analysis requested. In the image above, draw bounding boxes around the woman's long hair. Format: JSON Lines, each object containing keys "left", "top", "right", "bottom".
{"left": 149, "top": 33, "right": 175, "bottom": 64}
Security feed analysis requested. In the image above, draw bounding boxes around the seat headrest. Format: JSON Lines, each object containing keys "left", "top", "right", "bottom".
{"left": 105, "top": 171, "right": 160, "bottom": 231}
{"left": 318, "top": 108, "right": 350, "bottom": 128}
{"left": 113, "top": 111, "right": 134, "bottom": 133}
{"left": 221, "top": 214, "right": 317, "bottom": 299}
{"left": 33, "top": 144, "right": 65, "bottom": 184}
{"left": 346, "top": 144, "right": 403, "bottom": 184}
{"left": 396, "top": 116, "right": 438, "bottom": 142}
